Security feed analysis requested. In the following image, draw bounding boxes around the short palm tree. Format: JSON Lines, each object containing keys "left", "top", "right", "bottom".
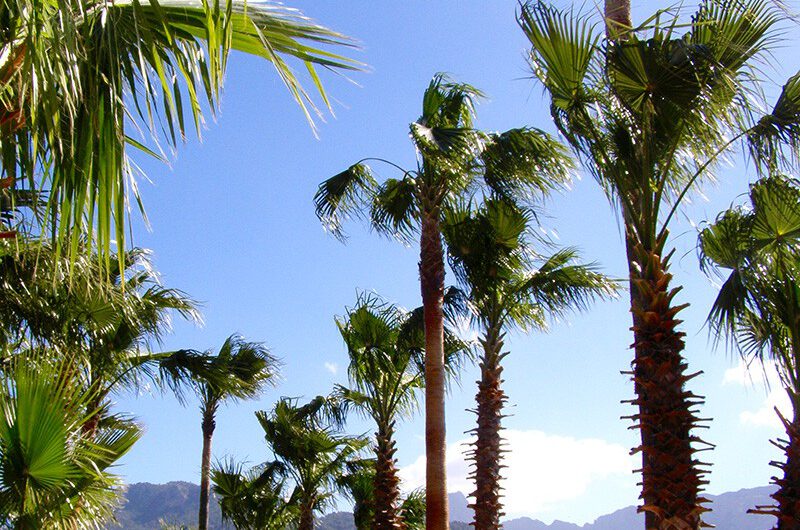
{"left": 521, "top": 1, "right": 800, "bottom": 526}
{"left": 443, "top": 200, "right": 615, "bottom": 529}
{"left": 1, "top": 0, "right": 359, "bottom": 265}
{"left": 192, "top": 335, "right": 279, "bottom": 530}
{"left": 315, "top": 74, "right": 572, "bottom": 529}
{"left": 699, "top": 176, "right": 800, "bottom": 529}
{"left": 334, "top": 295, "right": 425, "bottom": 529}
{"left": 338, "top": 459, "right": 426, "bottom": 530}
{"left": 212, "top": 458, "right": 298, "bottom": 530}
{"left": 0, "top": 352, "right": 141, "bottom": 529}
{"left": 256, "top": 395, "right": 366, "bottom": 530}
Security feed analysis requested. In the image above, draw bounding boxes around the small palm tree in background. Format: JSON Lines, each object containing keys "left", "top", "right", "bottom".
{"left": 699, "top": 176, "right": 800, "bottom": 529}
{"left": 0, "top": 353, "right": 141, "bottom": 529}
{"left": 335, "top": 295, "right": 427, "bottom": 529}
{"left": 315, "top": 74, "right": 572, "bottom": 529}
{"left": 338, "top": 459, "right": 427, "bottom": 530}
{"left": 443, "top": 200, "right": 615, "bottom": 529}
{"left": 520, "top": 1, "right": 800, "bottom": 526}
{"left": 256, "top": 395, "right": 366, "bottom": 530}
{"left": 191, "top": 335, "right": 279, "bottom": 530}
{"left": 212, "top": 458, "right": 298, "bottom": 530}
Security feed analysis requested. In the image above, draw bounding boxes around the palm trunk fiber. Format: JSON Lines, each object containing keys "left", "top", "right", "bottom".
{"left": 627, "top": 240, "right": 708, "bottom": 530}
{"left": 420, "top": 200, "right": 448, "bottom": 530}
{"left": 469, "top": 327, "right": 506, "bottom": 530}
{"left": 198, "top": 410, "right": 215, "bottom": 530}
{"left": 299, "top": 498, "right": 315, "bottom": 530}
{"left": 749, "top": 406, "right": 800, "bottom": 529}
{"left": 374, "top": 423, "right": 405, "bottom": 530}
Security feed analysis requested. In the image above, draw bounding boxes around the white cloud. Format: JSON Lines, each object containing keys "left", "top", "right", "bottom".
{"left": 399, "top": 429, "right": 633, "bottom": 519}
{"left": 324, "top": 362, "right": 338, "bottom": 375}
{"left": 722, "top": 361, "right": 791, "bottom": 429}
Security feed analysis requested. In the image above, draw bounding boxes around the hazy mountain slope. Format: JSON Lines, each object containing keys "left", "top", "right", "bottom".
{"left": 114, "top": 483, "right": 776, "bottom": 529}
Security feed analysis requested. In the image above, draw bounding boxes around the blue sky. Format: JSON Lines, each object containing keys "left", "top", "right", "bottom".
{"left": 115, "top": 1, "right": 800, "bottom": 525}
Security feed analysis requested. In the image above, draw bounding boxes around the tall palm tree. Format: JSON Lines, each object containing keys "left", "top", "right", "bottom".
{"left": 334, "top": 295, "right": 426, "bottom": 530}
{"left": 699, "top": 176, "right": 800, "bottom": 529}
{"left": 192, "top": 335, "right": 279, "bottom": 530}
{"left": 0, "top": 352, "right": 141, "bottom": 529}
{"left": 315, "top": 74, "right": 572, "bottom": 529}
{"left": 442, "top": 200, "right": 615, "bottom": 529}
{"left": 1, "top": 0, "right": 360, "bottom": 265}
{"left": 520, "top": 1, "right": 800, "bottom": 526}
{"left": 256, "top": 395, "right": 366, "bottom": 530}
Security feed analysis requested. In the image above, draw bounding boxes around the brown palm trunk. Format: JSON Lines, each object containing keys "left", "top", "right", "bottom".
{"left": 419, "top": 191, "right": 448, "bottom": 530}
{"left": 626, "top": 238, "right": 708, "bottom": 530}
{"left": 469, "top": 324, "right": 506, "bottom": 530}
{"left": 299, "top": 497, "right": 316, "bottom": 530}
{"left": 605, "top": 0, "right": 631, "bottom": 38}
{"left": 374, "top": 422, "right": 405, "bottom": 530}
{"left": 198, "top": 407, "right": 216, "bottom": 530}
{"left": 749, "top": 397, "right": 800, "bottom": 529}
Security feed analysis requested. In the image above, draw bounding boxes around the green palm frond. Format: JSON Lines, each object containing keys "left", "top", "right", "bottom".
{"left": 370, "top": 176, "right": 418, "bottom": 242}
{"left": 480, "top": 127, "right": 573, "bottom": 203}
{"left": 749, "top": 72, "right": 800, "bottom": 172}
{"left": 315, "top": 163, "right": 377, "bottom": 241}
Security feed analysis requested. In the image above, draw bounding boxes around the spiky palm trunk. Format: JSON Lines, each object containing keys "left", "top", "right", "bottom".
{"left": 750, "top": 397, "right": 800, "bottom": 529}
{"left": 374, "top": 422, "right": 405, "bottom": 530}
{"left": 604, "top": 0, "right": 631, "bottom": 37}
{"left": 469, "top": 322, "right": 506, "bottom": 530}
{"left": 299, "top": 496, "right": 316, "bottom": 530}
{"left": 419, "top": 185, "right": 448, "bottom": 530}
{"left": 198, "top": 406, "right": 216, "bottom": 530}
{"left": 626, "top": 238, "right": 708, "bottom": 530}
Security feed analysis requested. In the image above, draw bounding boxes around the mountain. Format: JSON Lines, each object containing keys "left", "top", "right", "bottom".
{"left": 115, "top": 481, "right": 230, "bottom": 530}
{"left": 114, "top": 482, "right": 777, "bottom": 529}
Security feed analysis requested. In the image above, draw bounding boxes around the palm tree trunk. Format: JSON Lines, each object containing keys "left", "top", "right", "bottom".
{"left": 604, "top": 0, "right": 631, "bottom": 38}
{"left": 419, "top": 191, "right": 448, "bottom": 530}
{"left": 374, "top": 422, "right": 404, "bottom": 530}
{"left": 198, "top": 407, "right": 216, "bottom": 530}
{"left": 299, "top": 497, "right": 316, "bottom": 530}
{"left": 750, "top": 397, "right": 800, "bottom": 529}
{"left": 469, "top": 324, "right": 506, "bottom": 530}
{"left": 626, "top": 238, "right": 707, "bottom": 530}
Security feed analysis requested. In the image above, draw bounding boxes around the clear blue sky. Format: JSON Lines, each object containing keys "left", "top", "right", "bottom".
{"left": 115, "top": 1, "right": 800, "bottom": 525}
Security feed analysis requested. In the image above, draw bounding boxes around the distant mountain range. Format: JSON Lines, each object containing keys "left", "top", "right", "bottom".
{"left": 115, "top": 482, "right": 778, "bottom": 529}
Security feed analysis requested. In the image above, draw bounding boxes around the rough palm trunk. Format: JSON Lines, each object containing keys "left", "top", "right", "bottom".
{"left": 299, "top": 497, "right": 316, "bottom": 530}
{"left": 604, "top": 0, "right": 631, "bottom": 37}
{"left": 198, "top": 407, "right": 216, "bottom": 530}
{"left": 750, "top": 401, "right": 800, "bottom": 529}
{"left": 468, "top": 324, "right": 506, "bottom": 530}
{"left": 374, "top": 422, "right": 404, "bottom": 530}
{"left": 626, "top": 238, "right": 708, "bottom": 530}
{"left": 419, "top": 187, "right": 448, "bottom": 530}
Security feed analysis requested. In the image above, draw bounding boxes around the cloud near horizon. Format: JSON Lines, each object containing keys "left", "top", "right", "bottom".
{"left": 399, "top": 429, "right": 634, "bottom": 519}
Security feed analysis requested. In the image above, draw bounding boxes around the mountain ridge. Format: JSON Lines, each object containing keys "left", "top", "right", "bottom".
{"left": 115, "top": 482, "right": 777, "bottom": 529}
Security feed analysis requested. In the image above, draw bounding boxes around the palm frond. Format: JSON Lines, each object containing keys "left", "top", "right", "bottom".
{"left": 314, "top": 163, "right": 377, "bottom": 241}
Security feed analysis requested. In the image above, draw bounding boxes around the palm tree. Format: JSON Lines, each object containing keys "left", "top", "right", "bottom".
{"left": 315, "top": 74, "right": 573, "bottom": 529}
{"left": 442, "top": 200, "right": 615, "bottom": 529}
{"left": 212, "top": 458, "right": 298, "bottom": 530}
{"left": 0, "top": 242, "right": 211, "bottom": 436}
{"left": 334, "top": 295, "right": 426, "bottom": 529}
{"left": 699, "top": 176, "right": 800, "bottom": 529}
{"left": 1, "top": 0, "right": 360, "bottom": 265}
{"left": 0, "top": 352, "right": 141, "bottom": 529}
{"left": 256, "top": 395, "right": 366, "bottom": 530}
{"left": 520, "top": 1, "right": 800, "bottom": 526}
{"left": 338, "top": 459, "right": 427, "bottom": 530}
{"left": 192, "top": 335, "right": 279, "bottom": 530}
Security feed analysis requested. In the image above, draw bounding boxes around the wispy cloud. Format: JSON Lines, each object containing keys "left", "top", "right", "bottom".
{"left": 324, "top": 362, "right": 339, "bottom": 375}
{"left": 399, "top": 429, "right": 633, "bottom": 519}
{"left": 723, "top": 361, "right": 790, "bottom": 429}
